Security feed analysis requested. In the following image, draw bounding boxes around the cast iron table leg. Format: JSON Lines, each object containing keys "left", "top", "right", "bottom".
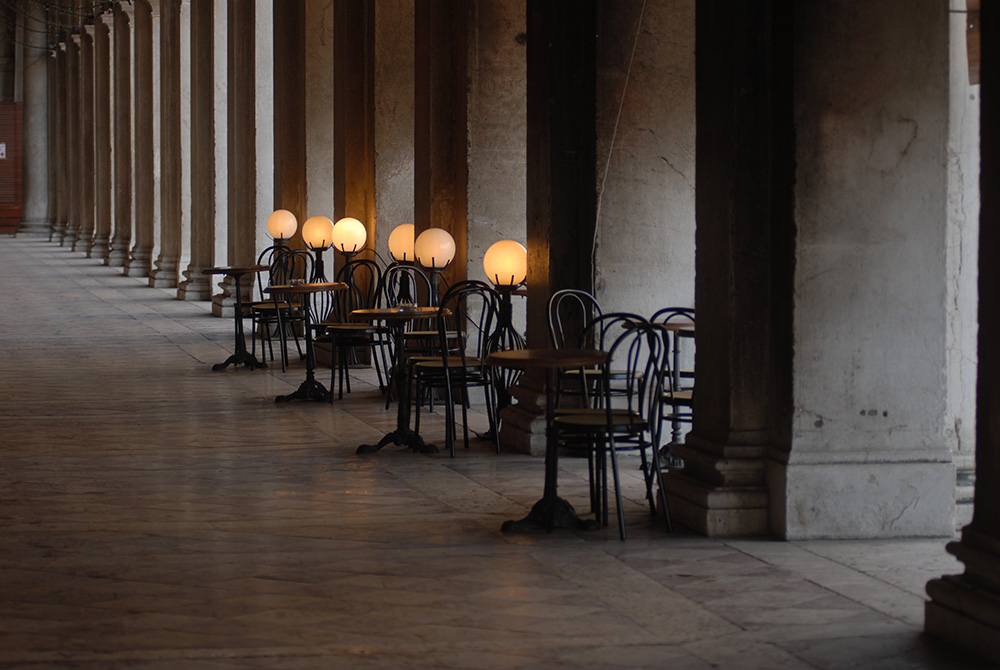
{"left": 275, "top": 300, "right": 330, "bottom": 402}
{"left": 357, "top": 321, "right": 438, "bottom": 454}
{"left": 213, "top": 272, "right": 267, "bottom": 371}
{"left": 502, "top": 368, "right": 600, "bottom": 533}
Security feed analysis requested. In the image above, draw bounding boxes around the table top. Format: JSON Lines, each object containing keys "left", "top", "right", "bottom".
{"left": 203, "top": 264, "right": 269, "bottom": 276}
{"left": 486, "top": 348, "right": 607, "bottom": 369}
{"left": 352, "top": 306, "right": 445, "bottom": 321}
{"left": 264, "top": 282, "right": 347, "bottom": 295}
{"left": 657, "top": 318, "right": 695, "bottom": 332}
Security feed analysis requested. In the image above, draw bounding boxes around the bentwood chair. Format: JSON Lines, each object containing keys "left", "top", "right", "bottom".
{"left": 250, "top": 246, "right": 310, "bottom": 371}
{"left": 651, "top": 307, "right": 695, "bottom": 462}
{"left": 548, "top": 288, "right": 603, "bottom": 349}
{"left": 553, "top": 320, "right": 671, "bottom": 540}
{"left": 412, "top": 280, "right": 501, "bottom": 457}
{"left": 313, "top": 259, "right": 387, "bottom": 399}
{"left": 378, "top": 263, "right": 435, "bottom": 407}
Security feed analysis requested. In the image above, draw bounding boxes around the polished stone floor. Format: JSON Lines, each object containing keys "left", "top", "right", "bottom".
{"left": 0, "top": 238, "right": 990, "bottom": 669}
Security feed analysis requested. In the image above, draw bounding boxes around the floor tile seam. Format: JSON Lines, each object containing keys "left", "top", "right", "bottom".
{"left": 724, "top": 540, "right": 929, "bottom": 630}
{"left": 678, "top": 635, "right": 825, "bottom": 670}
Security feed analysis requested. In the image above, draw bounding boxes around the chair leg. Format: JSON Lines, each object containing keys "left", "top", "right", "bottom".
{"left": 607, "top": 436, "right": 627, "bottom": 541}
{"left": 651, "top": 441, "right": 673, "bottom": 533}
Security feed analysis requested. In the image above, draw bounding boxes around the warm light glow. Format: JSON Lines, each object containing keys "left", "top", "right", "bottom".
{"left": 266, "top": 209, "right": 298, "bottom": 240}
{"left": 302, "top": 215, "right": 334, "bottom": 249}
{"left": 388, "top": 224, "right": 415, "bottom": 262}
{"left": 331, "top": 217, "right": 368, "bottom": 253}
{"left": 415, "top": 228, "right": 456, "bottom": 269}
{"left": 483, "top": 239, "right": 527, "bottom": 287}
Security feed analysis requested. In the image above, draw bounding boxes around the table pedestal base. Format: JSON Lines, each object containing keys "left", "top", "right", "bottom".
{"left": 213, "top": 350, "right": 267, "bottom": 371}
{"left": 357, "top": 429, "right": 439, "bottom": 455}
{"left": 502, "top": 496, "right": 601, "bottom": 533}
{"left": 275, "top": 376, "right": 331, "bottom": 403}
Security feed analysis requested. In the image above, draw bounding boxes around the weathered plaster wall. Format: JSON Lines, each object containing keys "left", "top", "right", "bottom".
{"left": 946, "top": 0, "right": 980, "bottom": 526}
{"left": 779, "top": 0, "right": 955, "bottom": 538}
{"left": 373, "top": 0, "right": 415, "bottom": 262}
{"left": 594, "top": 0, "right": 695, "bottom": 316}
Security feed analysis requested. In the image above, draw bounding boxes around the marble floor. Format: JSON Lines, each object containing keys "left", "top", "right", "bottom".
{"left": 0, "top": 238, "right": 990, "bottom": 669}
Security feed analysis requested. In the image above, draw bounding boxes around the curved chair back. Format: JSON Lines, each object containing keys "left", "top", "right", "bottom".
{"left": 380, "top": 262, "right": 433, "bottom": 308}
{"left": 334, "top": 258, "right": 384, "bottom": 319}
{"left": 549, "top": 288, "right": 603, "bottom": 349}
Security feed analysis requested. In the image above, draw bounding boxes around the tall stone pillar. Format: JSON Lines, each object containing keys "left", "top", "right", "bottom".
{"left": 64, "top": 35, "right": 80, "bottom": 248}
{"left": 178, "top": 0, "right": 219, "bottom": 300}
{"left": 45, "top": 49, "right": 59, "bottom": 240}
{"left": 500, "top": 0, "right": 598, "bottom": 455}
{"left": 925, "top": 2, "right": 1000, "bottom": 663}
{"left": 663, "top": 0, "right": 795, "bottom": 536}
{"left": 773, "top": 0, "right": 953, "bottom": 539}
{"left": 304, "top": 0, "right": 333, "bottom": 222}
{"left": 92, "top": 13, "right": 114, "bottom": 263}
{"left": 109, "top": 4, "right": 133, "bottom": 267}
{"left": 414, "top": 0, "right": 468, "bottom": 288}
{"left": 254, "top": 0, "right": 274, "bottom": 256}
{"left": 214, "top": 0, "right": 259, "bottom": 317}
{"left": 127, "top": 0, "right": 156, "bottom": 278}
{"left": 273, "top": 0, "right": 307, "bottom": 230}
{"left": 77, "top": 27, "right": 96, "bottom": 255}
{"left": 333, "top": 0, "right": 376, "bottom": 270}
{"left": 17, "top": 0, "right": 50, "bottom": 238}
{"left": 53, "top": 43, "right": 68, "bottom": 244}
{"left": 152, "top": 0, "right": 183, "bottom": 288}
{"left": 373, "top": 0, "right": 415, "bottom": 257}
{"left": 211, "top": 0, "right": 228, "bottom": 278}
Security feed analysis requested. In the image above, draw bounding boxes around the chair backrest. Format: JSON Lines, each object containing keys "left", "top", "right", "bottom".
{"left": 651, "top": 306, "right": 694, "bottom": 325}
{"left": 549, "top": 288, "right": 603, "bottom": 349}
{"left": 436, "top": 280, "right": 500, "bottom": 364}
{"left": 578, "top": 311, "right": 646, "bottom": 352}
{"left": 380, "top": 262, "right": 433, "bottom": 308}
{"left": 333, "top": 258, "right": 383, "bottom": 320}
{"left": 601, "top": 320, "right": 670, "bottom": 440}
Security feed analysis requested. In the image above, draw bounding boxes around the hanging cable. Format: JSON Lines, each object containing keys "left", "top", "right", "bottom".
{"left": 592, "top": 0, "right": 647, "bottom": 297}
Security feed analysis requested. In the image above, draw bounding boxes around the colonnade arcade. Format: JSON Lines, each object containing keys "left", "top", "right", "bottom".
{"left": 7, "top": 0, "right": 1000, "bottom": 662}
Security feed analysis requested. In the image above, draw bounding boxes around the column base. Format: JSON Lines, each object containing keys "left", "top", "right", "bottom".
{"left": 14, "top": 220, "right": 52, "bottom": 238}
{"left": 149, "top": 258, "right": 179, "bottom": 288}
{"left": 662, "top": 433, "right": 770, "bottom": 537}
{"left": 90, "top": 236, "right": 111, "bottom": 263}
{"left": 497, "top": 371, "right": 547, "bottom": 456}
{"left": 925, "top": 528, "right": 1000, "bottom": 665}
{"left": 768, "top": 451, "right": 955, "bottom": 539}
{"left": 107, "top": 243, "right": 130, "bottom": 267}
{"left": 177, "top": 270, "right": 212, "bottom": 301}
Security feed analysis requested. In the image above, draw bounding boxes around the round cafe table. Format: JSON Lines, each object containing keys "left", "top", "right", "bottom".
{"left": 486, "top": 348, "right": 608, "bottom": 533}
{"left": 351, "top": 306, "right": 446, "bottom": 455}
{"left": 203, "top": 264, "right": 270, "bottom": 371}
{"left": 265, "top": 282, "right": 347, "bottom": 402}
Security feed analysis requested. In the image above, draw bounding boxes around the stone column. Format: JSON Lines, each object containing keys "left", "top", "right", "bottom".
{"left": 17, "top": 0, "right": 51, "bottom": 238}
{"left": 373, "top": 0, "right": 415, "bottom": 257}
{"left": 214, "top": 0, "right": 258, "bottom": 317}
{"left": 152, "top": 0, "right": 183, "bottom": 288}
{"left": 773, "top": 0, "right": 953, "bottom": 539}
{"left": 304, "top": 0, "right": 333, "bottom": 222}
{"left": 254, "top": 0, "right": 274, "bottom": 255}
{"left": 46, "top": 49, "right": 59, "bottom": 241}
{"left": 177, "top": 0, "right": 219, "bottom": 300}
{"left": 663, "top": 0, "right": 795, "bottom": 536}
{"left": 64, "top": 35, "right": 80, "bottom": 248}
{"left": 92, "top": 13, "right": 114, "bottom": 263}
{"left": 925, "top": 2, "right": 1000, "bottom": 663}
{"left": 414, "top": 0, "right": 468, "bottom": 288}
{"left": 127, "top": 0, "right": 155, "bottom": 277}
{"left": 78, "top": 27, "right": 96, "bottom": 255}
{"left": 109, "top": 4, "right": 133, "bottom": 267}
{"left": 273, "top": 0, "right": 307, "bottom": 229}
{"left": 500, "top": 0, "right": 598, "bottom": 455}
{"left": 333, "top": 0, "right": 376, "bottom": 266}
{"left": 212, "top": 0, "right": 228, "bottom": 279}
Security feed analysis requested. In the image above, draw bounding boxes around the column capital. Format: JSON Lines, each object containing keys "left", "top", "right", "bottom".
{"left": 69, "top": 33, "right": 82, "bottom": 46}
{"left": 83, "top": 24, "right": 96, "bottom": 38}
{"left": 99, "top": 12, "right": 115, "bottom": 28}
